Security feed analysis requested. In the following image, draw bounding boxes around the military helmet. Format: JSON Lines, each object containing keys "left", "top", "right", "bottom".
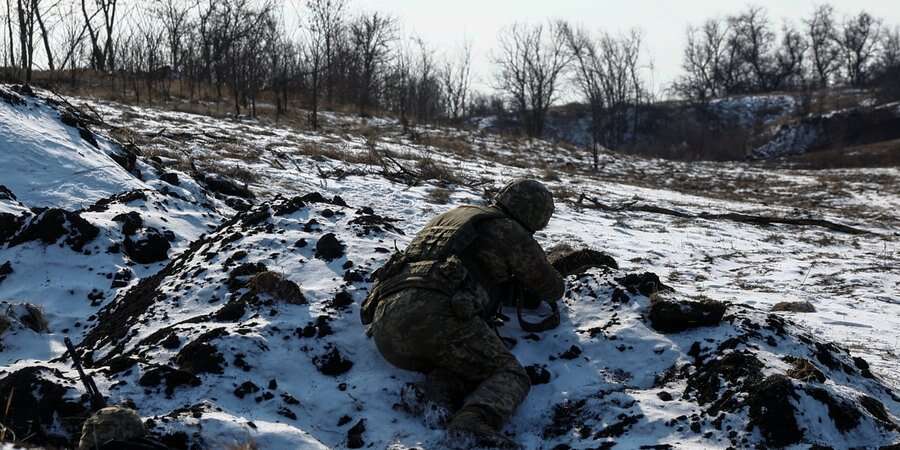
{"left": 77, "top": 405, "right": 146, "bottom": 450}
{"left": 493, "top": 179, "right": 555, "bottom": 232}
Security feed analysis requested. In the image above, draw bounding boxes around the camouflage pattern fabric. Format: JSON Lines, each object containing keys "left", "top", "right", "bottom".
{"left": 367, "top": 191, "right": 563, "bottom": 432}
{"left": 77, "top": 406, "right": 146, "bottom": 450}
{"left": 493, "top": 179, "right": 555, "bottom": 233}
{"left": 370, "top": 289, "right": 530, "bottom": 426}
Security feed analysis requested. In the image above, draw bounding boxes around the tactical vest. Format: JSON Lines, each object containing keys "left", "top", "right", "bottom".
{"left": 360, "top": 205, "right": 506, "bottom": 325}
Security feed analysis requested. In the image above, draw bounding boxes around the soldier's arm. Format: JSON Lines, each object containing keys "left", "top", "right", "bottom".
{"left": 501, "top": 222, "right": 565, "bottom": 301}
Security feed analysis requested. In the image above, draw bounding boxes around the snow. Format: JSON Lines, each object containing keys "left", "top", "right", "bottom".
{"left": 0, "top": 87, "right": 147, "bottom": 209}
{"left": 0, "top": 88, "right": 898, "bottom": 449}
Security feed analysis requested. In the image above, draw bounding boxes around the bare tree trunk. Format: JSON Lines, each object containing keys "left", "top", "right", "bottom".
{"left": 33, "top": 0, "right": 52, "bottom": 72}
{"left": 5, "top": 0, "right": 16, "bottom": 72}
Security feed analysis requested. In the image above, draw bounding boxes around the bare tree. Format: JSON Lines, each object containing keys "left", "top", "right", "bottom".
{"left": 673, "top": 18, "right": 733, "bottom": 100}
{"left": 875, "top": 25, "right": 900, "bottom": 100}
{"left": 564, "top": 24, "right": 647, "bottom": 166}
{"left": 773, "top": 22, "right": 808, "bottom": 90}
{"left": 150, "top": 0, "right": 193, "bottom": 80}
{"left": 880, "top": 26, "right": 900, "bottom": 70}
{"left": 348, "top": 11, "right": 396, "bottom": 115}
{"left": 728, "top": 6, "right": 776, "bottom": 92}
{"left": 5, "top": 0, "right": 15, "bottom": 72}
{"left": 302, "top": 0, "right": 348, "bottom": 128}
{"left": 81, "top": 0, "right": 118, "bottom": 71}
{"left": 493, "top": 21, "right": 571, "bottom": 138}
{"left": 33, "top": 0, "right": 53, "bottom": 72}
{"left": 439, "top": 38, "right": 472, "bottom": 121}
{"left": 839, "top": 11, "right": 882, "bottom": 87}
{"left": 806, "top": 4, "right": 841, "bottom": 88}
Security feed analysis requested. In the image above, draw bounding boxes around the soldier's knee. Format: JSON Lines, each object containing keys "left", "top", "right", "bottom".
{"left": 503, "top": 359, "right": 531, "bottom": 392}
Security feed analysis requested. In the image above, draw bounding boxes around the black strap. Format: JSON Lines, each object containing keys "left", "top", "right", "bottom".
{"left": 512, "top": 283, "right": 561, "bottom": 332}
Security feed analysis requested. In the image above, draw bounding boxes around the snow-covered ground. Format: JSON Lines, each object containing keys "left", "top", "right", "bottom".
{"left": 1, "top": 86, "right": 898, "bottom": 449}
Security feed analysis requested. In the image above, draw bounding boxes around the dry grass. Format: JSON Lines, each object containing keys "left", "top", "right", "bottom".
{"left": 426, "top": 187, "right": 453, "bottom": 204}
{"left": 786, "top": 139, "right": 900, "bottom": 169}
{"left": 415, "top": 156, "right": 463, "bottom": 186}
{"left": 414, "top": 132, "right": 474, "bottom": 158}
{"left": 294, "top": 141, "right": 377, "bottom": 166}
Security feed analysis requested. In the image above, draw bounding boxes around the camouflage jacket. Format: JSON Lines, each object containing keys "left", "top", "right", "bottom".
{"left": 361, "top": 205, "right": 565, "bottom": 325}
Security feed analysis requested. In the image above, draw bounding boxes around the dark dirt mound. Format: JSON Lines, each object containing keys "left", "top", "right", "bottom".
{"left": 785, "top": 357, "right": 826, "bottom": 383}
{"left": 685, "top": 350, "right": 765, "bottom": 407}
{"left": 248, "top": 271, "right": 306, "bottom": 304}
{"left": 348, "top": 213, "right": 404, "bottom": 236}
{"left": 347, "top": 419, "right": 366, "bottom": 448}
{"left": 111, "top": 267, "right": 134, "bottom": 288}
{"left": 526, "top": 365, "right": 551, "bottom": 385}
{"left": 547, "top": 244, "right": 619, "bottom": 276}
{"left": 139, "top": 365, "right": 202, "bottom": 397}
{"left": 125, "top": 228, "right": 171, "bottom": 264}
{"left": 175, "top": 329, "right": 227, "bottom": 375}
{"left": 113, "top": 211, "right": 144, "bottom": 236}
{"left": 228, "top": 262, "right": 269, "bottom": 290}
{"left": 316, "top": 233, "right": 345, "bottom": 261}
{"left": 198, "top": 173, "right": 254, "bottom": 199}
{"left": 0, "top": 184, "right": 15, "bottom": 201}
{"left": 746, "top": 375, "right": 802, "bottom": 447}
{"left": 160, "top": 172, "right": 180, "bottom": 186}
{"left": 7, "top": 208, "right": 99, "bottom": 251}
{"left": 0, "top": 366, "right": 90, "bottom": 448}
{"left": 772, "top": 301, "right": 816, "bottom": 313}
{"left": 314, "top": 345, "right": 353, "bottom": 376}
{"left": 649, "top": 298, "right": 727, "bottom": 333}
{"left": 83, "top": 190, "right": 149, "bottom": 213}
{"left": 0, "top": 212, "right": 23, "bottom": 243}
{"left": 0, "top": 260, "right": 11, "bottom": 284}
{"left": 615, "top": 272, "right": 671, "bottom": 297}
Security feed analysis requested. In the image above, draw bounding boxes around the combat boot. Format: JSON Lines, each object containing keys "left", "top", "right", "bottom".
{"left": 446, "top": 407, "right": 520, "bottom": 449}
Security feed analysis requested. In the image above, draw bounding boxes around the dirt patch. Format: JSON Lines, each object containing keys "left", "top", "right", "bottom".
{"left": 83, "top": 190, "right": 148, "bottom": 213}
{"left": 7, "top": 208, "right": 99, "bottom": 251}
{"left": 347, "top": 419, "right": 366, "bottom": 448}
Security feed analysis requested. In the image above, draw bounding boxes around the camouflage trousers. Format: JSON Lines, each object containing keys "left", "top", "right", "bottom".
{"left": 369, "top": 288, "right": 530, "bottom": 428}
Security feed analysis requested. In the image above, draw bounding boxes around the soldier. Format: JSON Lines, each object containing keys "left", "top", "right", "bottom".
{"left": 361, "top": 179, "right": 565, "bottom": 448}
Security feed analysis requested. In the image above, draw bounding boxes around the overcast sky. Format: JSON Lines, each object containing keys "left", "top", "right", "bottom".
{"left": 346, "top": 0, "right": 900, "bottom": 96}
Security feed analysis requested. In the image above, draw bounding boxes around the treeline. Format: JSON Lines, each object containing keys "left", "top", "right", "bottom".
{"left": 0, "top": 0, "right": 478, "bottom": 128}
{"left": 0, "top": 1, "right": 897, "bottom": 163}
{"left": 674, "top": 5, "right": 900, "bottom": 101}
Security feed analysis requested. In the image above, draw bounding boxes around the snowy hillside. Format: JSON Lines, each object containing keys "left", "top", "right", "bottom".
{"left": 1, "top": 86, "right": 898, "bottom": 449}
